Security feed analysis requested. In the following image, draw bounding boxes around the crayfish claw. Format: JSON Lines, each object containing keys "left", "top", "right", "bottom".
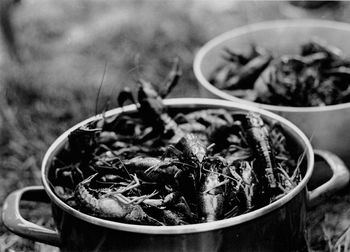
{"left": 117, "top": 87, "right": 136, "bottom": 108}
{"left": 160, "top": 57, "right": 182, "bottom": 98}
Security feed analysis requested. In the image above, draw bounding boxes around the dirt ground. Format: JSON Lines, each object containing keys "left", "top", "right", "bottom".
{"left": 1, "top": 1, "right": 350, "bottom": 251}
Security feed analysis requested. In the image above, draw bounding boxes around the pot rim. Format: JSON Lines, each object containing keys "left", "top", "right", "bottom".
{"left": 193, "top": 19, "right": 350, "bottom": 113}
{"left": 41, "top": 98, "right": 314, "bottom": 234}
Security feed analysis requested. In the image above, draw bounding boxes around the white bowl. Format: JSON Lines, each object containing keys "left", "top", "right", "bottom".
{"left": 194, "top": 19, "right": 350, "bottom": 166}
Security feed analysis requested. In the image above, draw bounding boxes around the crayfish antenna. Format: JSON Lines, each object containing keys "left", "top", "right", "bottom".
{"left": 160, "top": 57, "right": 182, "bottom": 98}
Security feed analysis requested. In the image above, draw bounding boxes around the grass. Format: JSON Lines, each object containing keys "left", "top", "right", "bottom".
{"left": 0, "top": 0, "right": 350, "bottom": 251}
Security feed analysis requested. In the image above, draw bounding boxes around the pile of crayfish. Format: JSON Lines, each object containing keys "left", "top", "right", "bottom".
{"left": 51, "top": 59, "right": 301, "bottom": 226}
{"left": 210, "top": 38, "right": 350, "bottom": 106}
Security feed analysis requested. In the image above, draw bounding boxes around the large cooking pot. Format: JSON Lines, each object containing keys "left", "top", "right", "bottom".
{"left": 2, "top": 98, "right": 349, "bottom": 251}
{"left": 193, "top": 19, "right": 350, "bottom": 166}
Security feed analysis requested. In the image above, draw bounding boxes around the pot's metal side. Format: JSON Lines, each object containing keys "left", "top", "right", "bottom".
{"left": 51, "top": 190, "right": 307, "bottom": 252}
{"left": 277, "top": 108, "right": 350, "bottom": 166}
{"left": 41, "top": 99, "right": 313, "bottom": 235}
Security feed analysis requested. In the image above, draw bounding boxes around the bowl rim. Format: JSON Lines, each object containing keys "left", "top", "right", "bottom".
{"left": 193, "top": 19, "right": 350, "bottom": 112}
{"left": 41, "top": 98, "right": 314, "bottom": 234}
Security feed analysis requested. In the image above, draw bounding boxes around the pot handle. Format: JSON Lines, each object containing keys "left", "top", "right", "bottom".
{"left": 2, "top": 186, "right": 61, "bottom": 247}
{"left": 307, "top": 149, "right": 350, "bottom": 208}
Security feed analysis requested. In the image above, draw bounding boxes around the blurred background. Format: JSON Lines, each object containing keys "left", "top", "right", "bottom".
{"left": 1, "top": 0, "right": 350, "bottom": 251}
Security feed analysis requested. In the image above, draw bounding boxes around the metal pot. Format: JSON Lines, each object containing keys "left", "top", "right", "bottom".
{"left": 193, "top": 19, "right": 350, "bottom": 166}
{"left": 2, "top": 98, "right": 349, "bottom": 251}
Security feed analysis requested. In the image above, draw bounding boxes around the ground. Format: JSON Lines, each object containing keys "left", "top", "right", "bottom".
{"left": 0, "top": 0, "right": 350, "bottom": 251}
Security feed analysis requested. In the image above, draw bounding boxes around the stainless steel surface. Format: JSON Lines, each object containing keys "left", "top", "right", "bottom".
{"left": 41, "top": 98, "right": 313, "bottom": 234}
{"left": 308, "top": 150, "right": 350, "bottom": 207}
{"left": 193, "top": 19, "right": 350, "bottom": 166}
{"left": 37, "top": 98, "right": 314, "bottom": 251}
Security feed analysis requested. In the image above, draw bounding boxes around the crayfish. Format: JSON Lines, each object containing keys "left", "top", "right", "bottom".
{"left": 51, "top": 59, "right": 301, "bottom": 226}
{"left": 210, "top": 38, "right": 350, "bottom": 106}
